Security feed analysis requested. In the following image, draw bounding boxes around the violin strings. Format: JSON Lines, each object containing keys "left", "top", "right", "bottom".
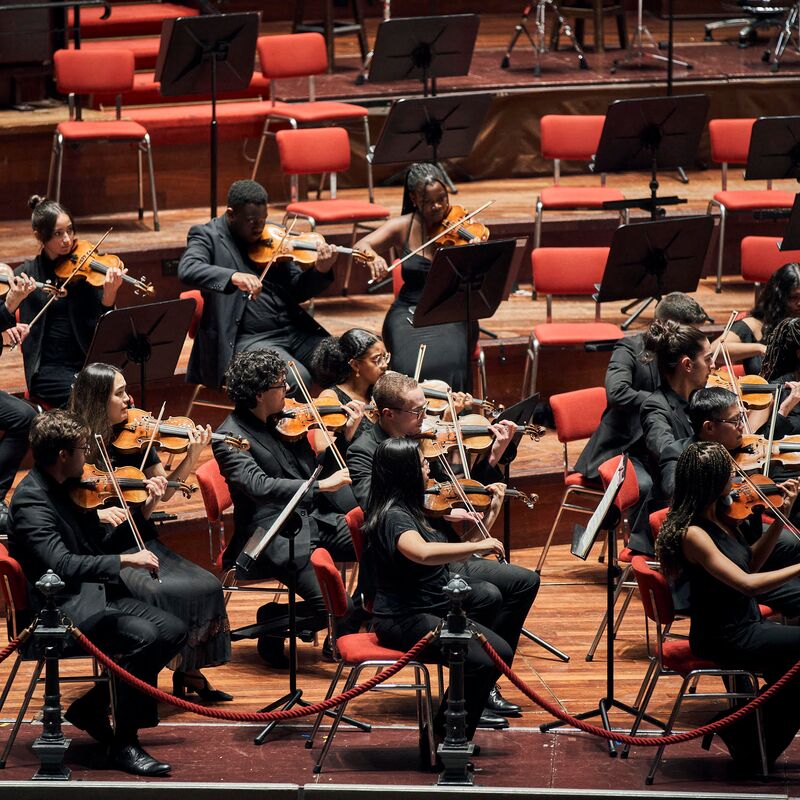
{"left": 711, "top": 310, "right": 738, "bottom": 365}
{"left": 446, "top": 388, "right": 472, "bottom": 481}
{"left": 139, "top": 402, "right": 166, "bottom": 472}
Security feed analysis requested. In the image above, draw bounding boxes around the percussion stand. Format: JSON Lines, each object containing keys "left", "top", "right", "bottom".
{"left": 611, "top": 0, "right": 691, "bottom": 73}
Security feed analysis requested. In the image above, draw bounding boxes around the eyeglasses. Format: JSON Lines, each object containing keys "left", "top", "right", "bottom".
{"left": 267, "top": 381, "right": 289, "bottom": 391}
{"left": 713, "top": 412, "right": 746, "bottom": 427}
{"left": 360, "top": 351, "right": 391, "bottom": 367}
{"left": 388, "top": 402, "right": 429, "bottom": 420}
{"left": 71, "top": 443, "right": 92, "bottom": 455}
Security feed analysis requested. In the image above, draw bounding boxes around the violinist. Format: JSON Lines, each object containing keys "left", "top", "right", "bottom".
{"left": 68, "top": 363, "right": 233, "bottom": 703}
{"left": 710, "top": 262, "right": 800, "bottom": 375}
{"left": 353, "top": 163, "right": 487, "bottom": 391}
{"left": 8, "top": 410, "right": 187, "bottom": 776}
{"left": 212, "top": 350, "right": 358, "bottom": 668}
{"left": 177, "top": 180, "right": 337, "bottom": 393}
{"left": 363, "top": 437, "right": 515, "bottom": 753}
{"left": 656, "top": 442, "right": 800, "bottom": 774}
{"left": 11, "top": 196, "right": 126, "bottom": 408}
{"left": 759, "top": 317, "right": 800, "bottom": 433}
{"left": 347, "top": 372, "right": 535, "bottom": 727}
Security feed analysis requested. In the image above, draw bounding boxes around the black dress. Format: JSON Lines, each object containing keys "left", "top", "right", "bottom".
{"left": 382, "top": 225, "right": 476, "bottom": 391}
{"left": 683, "top": 516, "right": 800, "bottom": 764}
{"left": 110, "top": 445, "right": 232, "bottom": 672}
{"left": 730, "top": 318, "right": 762, "bottom": 376}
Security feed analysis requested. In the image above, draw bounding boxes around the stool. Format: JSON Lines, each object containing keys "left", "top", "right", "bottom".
{"left": 293, "top": 0, "right": 368, "bottom": 73}
{"left": 553, "top": 0, "right": 628, "bottom": 52}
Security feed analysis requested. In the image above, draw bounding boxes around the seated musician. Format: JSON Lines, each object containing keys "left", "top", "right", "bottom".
{"left": 178, "top": 180, "right": 340, "bottom": 393}
{"left": 347, "top": 371, "right": 536, "bottom": 728}
{"left": 760, "top": 317, "right": 800, "bottom": 434}
{"left": 212, "top": 350, "right": 358, "bottom": 668}
{"left": 657, "top": 441, "right": 800, "bottom": 773}
{"left": 363, "top": 437, "right": 515, "bottom": 753}
{"left": 8, "top": 410, "right": 187, "bottom": 776}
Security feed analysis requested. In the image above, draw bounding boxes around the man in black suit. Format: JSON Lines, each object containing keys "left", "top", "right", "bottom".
{"left": 8, "top": 410, "right": 186, "bottom": 777}
{"left": 212, "top": 349, "right": 357, "bottom": 667}
{"left": 177, "top": 179, "right": 338, "bottom": 392}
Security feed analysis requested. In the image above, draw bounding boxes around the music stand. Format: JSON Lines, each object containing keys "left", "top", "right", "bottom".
{"left": 596, "top": 94, "right": 709, "bottom": 221}
{"left": 744, "top": 116, "right": 800, "bottom": 183}
{"left": 594, "top": 216, "right": 714, "bottom": 330}
{"left": 413, "top": 239, "right": 516, "bottom": 393}
{"left": 781, "top": 194, "right": 800, "bottom": 251}
{"left": 155, "top": 12, "right": 259, "bottom": 219}
{"left": 83, "top": 299, "right": 195, "bottom": 410}
{"left": 366, "top": 14, "right": 479, "bottom": 96}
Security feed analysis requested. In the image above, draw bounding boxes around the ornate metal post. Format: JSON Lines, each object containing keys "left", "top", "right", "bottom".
{"left": 437, "top": 573, "right": 474, "bottom": 786}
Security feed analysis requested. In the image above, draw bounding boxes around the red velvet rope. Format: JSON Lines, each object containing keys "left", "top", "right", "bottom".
{"left": 0, "top": 636, "right": 22, "bottom": 665}
{"left": 72, "top": 628, "right": 436, "bottom": 722}
{"left": 478, "top": 632, "right": 800, "bottom": 747}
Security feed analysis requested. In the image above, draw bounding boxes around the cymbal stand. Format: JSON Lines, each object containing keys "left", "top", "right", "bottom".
{"left": 611, "top": 0, "right": 691, "bottom": 73}
{"left": 764, "top": 1, "right": 800, "bottom": 72}
{"left": 356, "top": 0, "right": 391, "bottom": 85}
{"left": 500, "top": 0, "right": 589, "bottom": 76}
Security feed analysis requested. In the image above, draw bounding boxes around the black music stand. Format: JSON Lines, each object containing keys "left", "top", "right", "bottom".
{"left": 594, "top": 216, "right": 714, "bottom": 330}
{"left": 83, "top": 299, "right": 194, "bottom": 410}
{"left": 155, "top": 12, "right": 259, "bottom": 219}
{"left": 744, "top": 116, "right": 800, "bottom": 183}
{"left": 365, "top": 14, "right": 479, "bottom": 96}
{"left": 781, "top": 194, "right": 800, "bottom": 251}
{"left": 413, "top": 240, "right": 516, "bottom": 394}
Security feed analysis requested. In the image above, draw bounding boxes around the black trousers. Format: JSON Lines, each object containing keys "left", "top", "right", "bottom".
{"left": 373, "top": 612, "right": 513, "bottom": 739}
{"left": 755, "top": 530, "right": 800, "bottom": 618}
{"left": 75, "top": 596, "right": 187, "bottom": 739}
{"left": 623, "top": 456, "right": 657, "bottom": 556}
{"left": 0, "top": 391, "right": 36, "bottom": 501}
{"left": 238, "top": 329, "right": 326, "bottom": 396}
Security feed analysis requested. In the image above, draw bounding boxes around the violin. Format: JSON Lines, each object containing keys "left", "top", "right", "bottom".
{"left": 0, "top": 274, "right": 65, "bottom": 299}
{"left": 735, "top": 434, "right": 800, "bottom": 471}
{"left": 706, "top": 369, "right": 780, "bottom": 411}
{"left": 722, "top": 473, "right": 786, "bottom": 520}
{"left": 424, "top": 478, "right": 537, "bottom": 517}
{"left": 249, "top": 224, "right": 374, "bottom": 271}
{"left": 54, "top": 240, "right": 154, "bottom": 297}
{"left": 419, "top": 379, "right": 502, "bottom": 418}
{"left": 112, "top": 408, "right": 249, "bottom": 454}
{"left": 275, "top": 389, "right": 378, "bottom": 442}
{"left": 70, "top": 463, "right": 196, "bottom": 509}
{"left": 416, "top": 414, "right": 545, "bottom": 460}
{"left": 430, "top": 205, "right": 490, "bottom": 248}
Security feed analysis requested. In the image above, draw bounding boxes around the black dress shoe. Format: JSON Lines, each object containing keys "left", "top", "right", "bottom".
{"left": 109, "top": 741, "right": 171, "bottom": 777}
{"left": 477, "top": 709, "right": 510, "bottom": 730}
{"left": 486, "top": 685, "right": 522, "bottom": 717}
{"left": 172, "top": 671, "right": 233, "bottom": 703}
{"left": 64, "top": 696, "right": 113, "bottom": 745}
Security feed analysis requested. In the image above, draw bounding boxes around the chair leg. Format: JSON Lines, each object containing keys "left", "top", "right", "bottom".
{"left": 143, "top": 134, "right": 159, "bottom": 232}
{"left": 137, "top": 142, "right": 144, "bottom": 221}
{"left": 313, "top": 665, "right": 359, "bottom": 773}
{"left": 533, "top": 198, "right": 544, "bottom": 251}
{"left": 418, "top": 664, "right": 436, "bottom": 767}
{"left": 708, "top": 199, "right": 725, "bottom": 293}
{"left": 47, "top": 133, "right": 59, "bottom": 199}
{"left": 0, "top": 653, "right": 23, "bottom": 714}
{"left": 536, "top": 486, "right": 574, "bottom": 573}
{"left": 586, "top": 566, "right": 632, "bottom": 660}
{"left": 252, "top": 119, "right": 270, "bottom": 181}
{"left": 307, "top": 661, "right": 346, "bottom": 748}
{"left": 363, "top": 115, "right": 374, "bottom": 203}
{"left": 646, "top": 674, "right": 692, "bottom": 785}
{"left": 0, "top": 659, "right": 44, "bottom": 769}
{"left": 53, "top": 133, "right": 64, "bottom": 203}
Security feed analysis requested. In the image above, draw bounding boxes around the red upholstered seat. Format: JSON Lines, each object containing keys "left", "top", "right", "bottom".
{"left": 68, "top": 3, "right": 197, "bottom": 38}
{"left": 57, "top": 120, "right": 148, "bottom": 140}
{"left": 661, "top": 639, "right": 717, "bottom": 676}
{"left": 285, "top": 200, "right": 390, "bottom": 224}
{"left": 539, "top": 186, "right": 624, "bottom": 209}
{"left": 336, "top": 632, "right": 405, "bottom": 663}
{"left": 266, "top": 100, "right": 367, "bottom": 123}
{"left": 532, "top": 322, "right": 623, "bottom": 346}
{"left": 759, "top": 604, "right": 775, "bottom": 617}
{"left": 712, "top": 190, "right": 795, "bottom": 211}
{"left": 75, "top": 37, "right": 162, "bottom": 70}
{"left": 564, "top": 471, "right": 601, "bottom": 488}
{"left": 741, "top": 236, "right": 800, "bottom": 285}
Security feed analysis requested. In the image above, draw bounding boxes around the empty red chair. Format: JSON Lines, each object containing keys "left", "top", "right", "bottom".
{"left": 740, "top": 236, "right": 800, "bottom": 303}
{"left": 48, "top": 49, "right": 159, "bottom": 230}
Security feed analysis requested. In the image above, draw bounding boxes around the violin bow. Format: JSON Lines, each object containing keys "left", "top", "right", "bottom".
{"left": 413, "top": 344, "right": 426, "bottom": 383}
{"left": 249, "top": 217, "right": 297, "bottom": 301}
{"left": 711, "top": 310, "right": 738, "bottom": 365}
{"left": 94, "top": 433, "right": 160, "bottom": 581}
{"left": 11, "top": 229, "right": 113, "bottom": 351}
{"left": 369, "top": 200, "right": 494, "bottom": 284}
{"left": 286, "top": 361, "right": 347, "bottom": 471}
{"left": 138, "top": 402, "right": 166, "bottom": 472}
{"left": 446, "top": 388, "right": 471, "bottom": 480}
{"left": 718, "top": 342, "right": 753, "bottom": 436}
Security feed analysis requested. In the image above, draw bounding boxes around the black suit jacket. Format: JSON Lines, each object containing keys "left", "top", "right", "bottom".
{"left": 177, "top": 215, "right": 333, "bottom": 389}
{"left": 346, "top": 421, "right": 391, "bottom": 510}
{"left": 641, "top": 385, "right": 694, "bottom": 468}
{"left": 575, "top": 334, "right": 659, "bottom": 479}
{"left": 8, "top": 468, "right": 121, "bottom": 629}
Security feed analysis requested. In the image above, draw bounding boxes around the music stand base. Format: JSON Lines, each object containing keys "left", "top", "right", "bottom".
{"left": 620, "top": 296, "right": 658, "bottom": 330}
{"left": 521, "top": 627, "right": 569, "bottom": 662}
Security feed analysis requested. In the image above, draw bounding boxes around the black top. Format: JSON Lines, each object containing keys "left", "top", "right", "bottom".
{"left": 731, "top": 318, "right": 762, "bottom": 377}
{"left": 39, "top": 289, "right": 85, "bottom": 371}
{"left": 366, "top": 505, "right": 449, "bottom": 618}
{"left": 333, "top": 385, "right": 374, "bottom": 445}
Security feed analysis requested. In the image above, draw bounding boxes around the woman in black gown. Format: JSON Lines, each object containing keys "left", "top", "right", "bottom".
{"left": 69, "top": 362, "right": 233, "bottom": 702}
{"left": 656, "top": 441, "right": 800, "bottom": 772}
{"left": 14, "top": 196, "right": 126, "bottom": 408}
{"left": 354, "top": 164, "right": 487, "bottom": 392}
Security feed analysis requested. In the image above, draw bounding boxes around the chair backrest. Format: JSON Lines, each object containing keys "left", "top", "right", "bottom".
{"left": 196, "top": 457, "right": 232, "bottom": 524}
{"left": 648, "top": 507, "right": 669, "bottom": 548}
{"left": 179, "top": 289, "right": 203, "bottom": 340}
{"left": 708, "top": 118, "right": 756, "bottom": 190}
{"left": 276, "top": 126, "right": 351, "bottom": 177}
{"left": 310, "top": 547, "right": 349, "bottom": 618}
{"left": 598, "top": 454, "right": 639, "bottom": 514}
{"left": 550, "top": 387, "right": 607, "bottom": 444}
{"left": 631, "top": 555, "right": 676, "bottom": 628}
{"left": 392, "top": 260, "right": 404, "bottom": 298}
{"left": 741, "top": 237, "right": 800, "bottom": 286}
{"left": 0, "top": 543, "right": 30, "bottom": 639}
{"left": 540, "top": 115, "right": 606, "bottom": 183}
{"left": 54, "top": 48, "right": 135, "bottom": 95}
{"left": 345, "top": 506, "right": 365, "bottom": 561}
{"left": 532, "top": 247, "right": 610, "bottom": 297}
{"left": 258, "top": 33, "right": 327, "bottom": 80}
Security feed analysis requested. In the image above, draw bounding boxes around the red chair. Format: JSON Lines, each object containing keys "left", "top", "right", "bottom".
{"left": 535, "top": 387, "right": 607, "bottom": 574}
{"left": 251, "top": 33, "right": 374, "bottom": 201}
{"left": 306, "top": 547, "right": 436, "bottom": 774}
{"left": 627, "top": 555, "right": 767, "bottom": 784}
{"left": 740, "top": 236, "right": 800, "bottom": 303}
{"left": 0, "top": 543, "right": 112, "bottom": 767}
{"left": 48, "top": 49, "right": 159, "bottom": 231}
{"left": 707, "top": 118, "right": 795, "bottom": 292}
{"left": 534, "top": 115, "right": 627, "bottom": 250}
{"left": 345, "top": 506, "right": 365, "bottom": 562}
{"left": 522, "top": 248, "right": 623, "bottom": 397}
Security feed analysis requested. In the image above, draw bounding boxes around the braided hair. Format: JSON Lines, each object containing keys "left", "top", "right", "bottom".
{"left": 750, "top": 262, "right": 800, "bottom": 340}
{"left": 656, "top": 441, "right": 732, "bottom": 577}
{"left": 401, "top": 163, "right": 447, "bottom": 216}
{"left": 760, "top": 317, "right": 800, "bottom": 382}
{"left": 641, "top": 319, "right": 708, "bottom": 377}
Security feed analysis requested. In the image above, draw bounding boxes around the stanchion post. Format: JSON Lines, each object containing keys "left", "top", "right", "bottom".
{"left": 31, "top": 570, "right": 71, "bottom": 781}
{"left": 437, "top": 574, "right": 474, "bottom": 787}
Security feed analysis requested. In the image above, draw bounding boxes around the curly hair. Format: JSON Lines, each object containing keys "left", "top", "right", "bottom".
{"left": 310, "top": 328, "right": 382, "bottom": 387}
{"left": 29, "top": 409, "right": 89, "bottom": 467}
{"left": 224, "top": 350, "right": 285, "bottom": 408}
{"left": 401, "top": 162, "right": 447, "bottom": 216}
{"left": 760, "top": 317, "right": 800, "bottom": 382}
{"left": 226, "top": 179, "right": 267, "bottom": 210}
{"left": 656, "top": 441, "right": 732, "bottom": 577}
{"left": 641, "top": 319, "right": 708, "bottom": 377}
{"left": 28, "top": 194, "right": 74, "bottom": 243}
{"left": 750, "top": 262, "right": 800, "bottom": 339}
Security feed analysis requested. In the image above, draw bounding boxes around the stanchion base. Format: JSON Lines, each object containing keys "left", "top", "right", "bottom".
{"left": 31, "top": 736, "right": 72, "bottom": 781}
{"left": 437, "top": 741, "right": 475, "bottom": 786}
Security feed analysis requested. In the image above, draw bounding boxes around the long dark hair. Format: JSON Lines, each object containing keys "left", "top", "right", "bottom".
{"left": 642, "top": 319, "right": 708, "bottom": 378}
{"left": 310, "top": 328, "right": 382, "bottom": 387}
{"left": 751, "top": 262, "right": 800, "bottom": 339}
{"left": 760, "top": 317, "right": 800, "bottom": 381}
{"left": 401, "top": 162, "right": 447, "bottom": 216}
{"left": 363, "top": 438, "right": 431, "bottom": 549}
{"left": 29, "top": 194, "right": 74, "bottom": 244}
{"left": 656, "top": 441, "right": 731, "bottom": 576}
{"left": 68, "top": 362, "right": 122, "bottom": 460}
